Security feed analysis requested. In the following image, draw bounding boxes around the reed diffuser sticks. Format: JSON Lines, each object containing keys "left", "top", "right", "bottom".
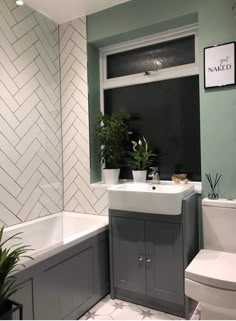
{"left": 205, "top": 172, "right": 222, "bottom": 199}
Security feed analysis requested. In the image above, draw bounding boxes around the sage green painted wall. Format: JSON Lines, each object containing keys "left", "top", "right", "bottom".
{"left": 198, "top": 1, "right": 236, "bottom": 199}
{"left": 87, "top": 0, "right": 198, "bottom": 46}
{"left": 87, "top": 0, "right": 236, "bottom": 197}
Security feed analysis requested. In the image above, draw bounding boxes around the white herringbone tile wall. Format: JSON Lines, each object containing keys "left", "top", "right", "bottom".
{"left": 60, "top": 18, "right": 109, "bottom": 216}
{"left": 0, "top": 1, "right": 63, "bottom": 226}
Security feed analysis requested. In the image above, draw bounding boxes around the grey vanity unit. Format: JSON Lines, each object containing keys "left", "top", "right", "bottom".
{"left": 13, "top": 231, "right": 109, "bottom": 320}
{"left": 109, "top": 192, "right": 199, "bottom": 319}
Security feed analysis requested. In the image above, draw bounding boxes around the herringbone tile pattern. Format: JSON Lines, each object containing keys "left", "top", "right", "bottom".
{"left": 0, "top": 1, "right": 63, "bottom": 226}
{"left": 60, "top": 18, "right": 108, "bottom": 215}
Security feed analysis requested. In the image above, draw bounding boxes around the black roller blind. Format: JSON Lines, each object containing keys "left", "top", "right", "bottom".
{"left": 104, "top": 75, "right": 201, "bottom": 181}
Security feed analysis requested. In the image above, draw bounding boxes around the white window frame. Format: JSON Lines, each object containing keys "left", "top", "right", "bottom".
{"left": 99, "top": 24, "right": 199, "bottom": 112}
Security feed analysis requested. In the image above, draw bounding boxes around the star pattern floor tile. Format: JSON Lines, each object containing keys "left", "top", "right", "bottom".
{"left": 80, "top": 295, "right": 200, "bottom": 320}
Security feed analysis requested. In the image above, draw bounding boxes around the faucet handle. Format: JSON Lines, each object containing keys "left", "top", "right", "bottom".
{"left": 150, "top": 166, "right": 158, "bottom": 171}
{"left": 148, "top": 166, "right": 160, "bottom": 183}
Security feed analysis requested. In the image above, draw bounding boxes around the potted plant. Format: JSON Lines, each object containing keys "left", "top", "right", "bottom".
{"left": 96, "top": 111, "right": 130, "bottom": 185}
{"left": 0, "top": 226, "right": 32, "bottom": 320}
{"left": 128, "top": 137, "right": 157, "bottom": 183}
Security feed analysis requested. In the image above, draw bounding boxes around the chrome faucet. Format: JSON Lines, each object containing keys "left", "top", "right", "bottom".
{"left": 148, "top": 166, "right": 160, "bottom": 184}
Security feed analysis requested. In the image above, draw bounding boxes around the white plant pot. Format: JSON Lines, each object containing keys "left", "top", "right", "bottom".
{"left": 132, "top": 170, "right": 147, "bottom": 183}
{"left": 103, "top": 169, "right": 120, "bottom": 185}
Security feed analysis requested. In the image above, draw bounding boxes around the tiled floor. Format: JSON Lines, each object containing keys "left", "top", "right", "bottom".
{"left": 80, "top": 295, "right": 201, "bottom": 320}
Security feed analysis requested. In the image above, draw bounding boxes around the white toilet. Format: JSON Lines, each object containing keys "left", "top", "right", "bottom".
{"left": 185, "top": 198, "right": 236, "bottom": 320}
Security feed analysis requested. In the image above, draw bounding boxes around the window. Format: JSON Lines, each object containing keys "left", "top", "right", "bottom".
{"left": 99, "top": 24, "right": 201, "bottom": 181}
{"left": 100, "top": 24, "right": 199, "bottom": 92}
{"left": 107, "top": 35, "right": 195, "bottom": 79}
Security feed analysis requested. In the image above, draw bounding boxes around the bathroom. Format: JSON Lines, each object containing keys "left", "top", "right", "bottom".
{"left": 0, "top": 0, "right": 235, "bottom": 320}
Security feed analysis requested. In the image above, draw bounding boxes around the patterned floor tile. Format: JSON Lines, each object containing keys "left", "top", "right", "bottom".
{"left": 80, "top": 295, "right": 200, "bottom": 320}
{"left": 112, "top": 303, "right": 148, "bottom": 320}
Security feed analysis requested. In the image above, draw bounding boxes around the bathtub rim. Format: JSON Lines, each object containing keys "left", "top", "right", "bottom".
{"left": 4, "top": 212, "right": 62, "bottom": 232}
{"left": 4, "top": 212, "right": 109, "bottom": 273}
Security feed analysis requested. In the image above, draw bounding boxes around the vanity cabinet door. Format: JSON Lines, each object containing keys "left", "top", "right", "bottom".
{"left": 112, "top": 217, "right": 146, "bottom": 295}
{"left": 145, "top": 221, "right": 184, "bottom": 305}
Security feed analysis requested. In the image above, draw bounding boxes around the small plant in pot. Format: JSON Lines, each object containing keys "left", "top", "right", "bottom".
{"left": 0, "top": 226, "right": 32, "bottom": 320}
{"left": 96, "top": 111, "right": 130, "bottom": 185}
{"left": 128, "top": 137, "right": 157, "bottom": 183}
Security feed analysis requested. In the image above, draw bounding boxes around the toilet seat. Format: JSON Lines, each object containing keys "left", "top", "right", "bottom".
{"left": 185, "top": 278, "right": 236, "bottom": 310}
{"left": 185, "top": 200, "right": 236, "bottom": 319}
{"left": 185, "top": 249, "right": 236, "bottom": 291}
{"left": 185, "top": 249, "right": 236, "bottom": 311}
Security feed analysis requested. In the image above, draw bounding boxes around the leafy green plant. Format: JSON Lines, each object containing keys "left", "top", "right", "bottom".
{"left": 0, "top": 226, "right": 32, "bottom": 313}
{"left": 128, "top": 137, "right": 157, "bottom": 171}
{"left": 96, "top": 111, "right": 130, "bottom": 169}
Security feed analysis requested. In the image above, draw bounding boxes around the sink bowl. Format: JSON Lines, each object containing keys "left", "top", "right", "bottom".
{"left": 108, "top": 182, "right": 194, "bottom": 215}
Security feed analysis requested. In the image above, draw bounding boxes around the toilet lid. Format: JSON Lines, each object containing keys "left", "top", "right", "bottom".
{"left": 185, "top": 249, "right": 236, "bottom": 291}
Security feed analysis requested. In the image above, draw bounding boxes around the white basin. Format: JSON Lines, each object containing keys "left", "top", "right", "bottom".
{"left": 108, "top": 182, "right": 194, "bottom": 215}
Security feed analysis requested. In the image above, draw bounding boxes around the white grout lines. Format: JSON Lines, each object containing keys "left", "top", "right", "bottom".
{"left": 0, "top": 2, "right": 108, "bottom": 226}
{"left": 60, "top": 18, "right": 108, "bottom": 216}
{"left": 0, "top": 1, "right": 63, "bottom": 226}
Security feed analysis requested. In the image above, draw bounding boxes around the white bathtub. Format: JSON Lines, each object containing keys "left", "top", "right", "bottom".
{"left": 3, "top": 212, "right": 108, "bottom": 268}
{"left": 63, "top": 212, "right": 108, "bottom": 244}
{"left": 4, "top": 213, "right": 110, "bottom": 319}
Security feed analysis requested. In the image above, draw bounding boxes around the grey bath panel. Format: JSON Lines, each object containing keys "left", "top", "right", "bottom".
{"left": 33, "top": 247, "right": 94, "bottom": 320}
{"left": 146, "top": 221, "right": 184, "bottom": 305}
{"left": 94, "top": 237, "right": 110, "bottom": 297}
{"left": 112, "top": 217, "right": 146, "bottom": 295}
{"left": 13, "top": 279, "right": 34, "bottom": 320}
{"left": 12, "top": 230, "right": 109, "bottom": 320}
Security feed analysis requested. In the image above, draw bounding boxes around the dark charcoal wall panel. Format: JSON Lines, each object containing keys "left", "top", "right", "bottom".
{"left": 104, "top": 75, "right": 201, "bottom": 181}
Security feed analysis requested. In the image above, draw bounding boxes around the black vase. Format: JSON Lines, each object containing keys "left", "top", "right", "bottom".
{"left": 0, "top": 300, "right": 23, "bottom": 320}
{"left": 0, "top": 300, "right": 13, "bottom": 320}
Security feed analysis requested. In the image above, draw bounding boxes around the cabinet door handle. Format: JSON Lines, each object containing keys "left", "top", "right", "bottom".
{"left": 138, "top": 256, "right": 144, "bottom": 261}
{"left": 146, "top": 257, "right": 151, "bottom": 263}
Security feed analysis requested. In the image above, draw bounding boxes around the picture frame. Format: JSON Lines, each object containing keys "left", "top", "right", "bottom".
{"left": 204, "top": 41, "right": 236, "bottom": 89}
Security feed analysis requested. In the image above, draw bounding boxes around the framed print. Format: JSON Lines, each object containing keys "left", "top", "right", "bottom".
{"left": 204, "top": 42, "right": 236, "bottom": 89}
